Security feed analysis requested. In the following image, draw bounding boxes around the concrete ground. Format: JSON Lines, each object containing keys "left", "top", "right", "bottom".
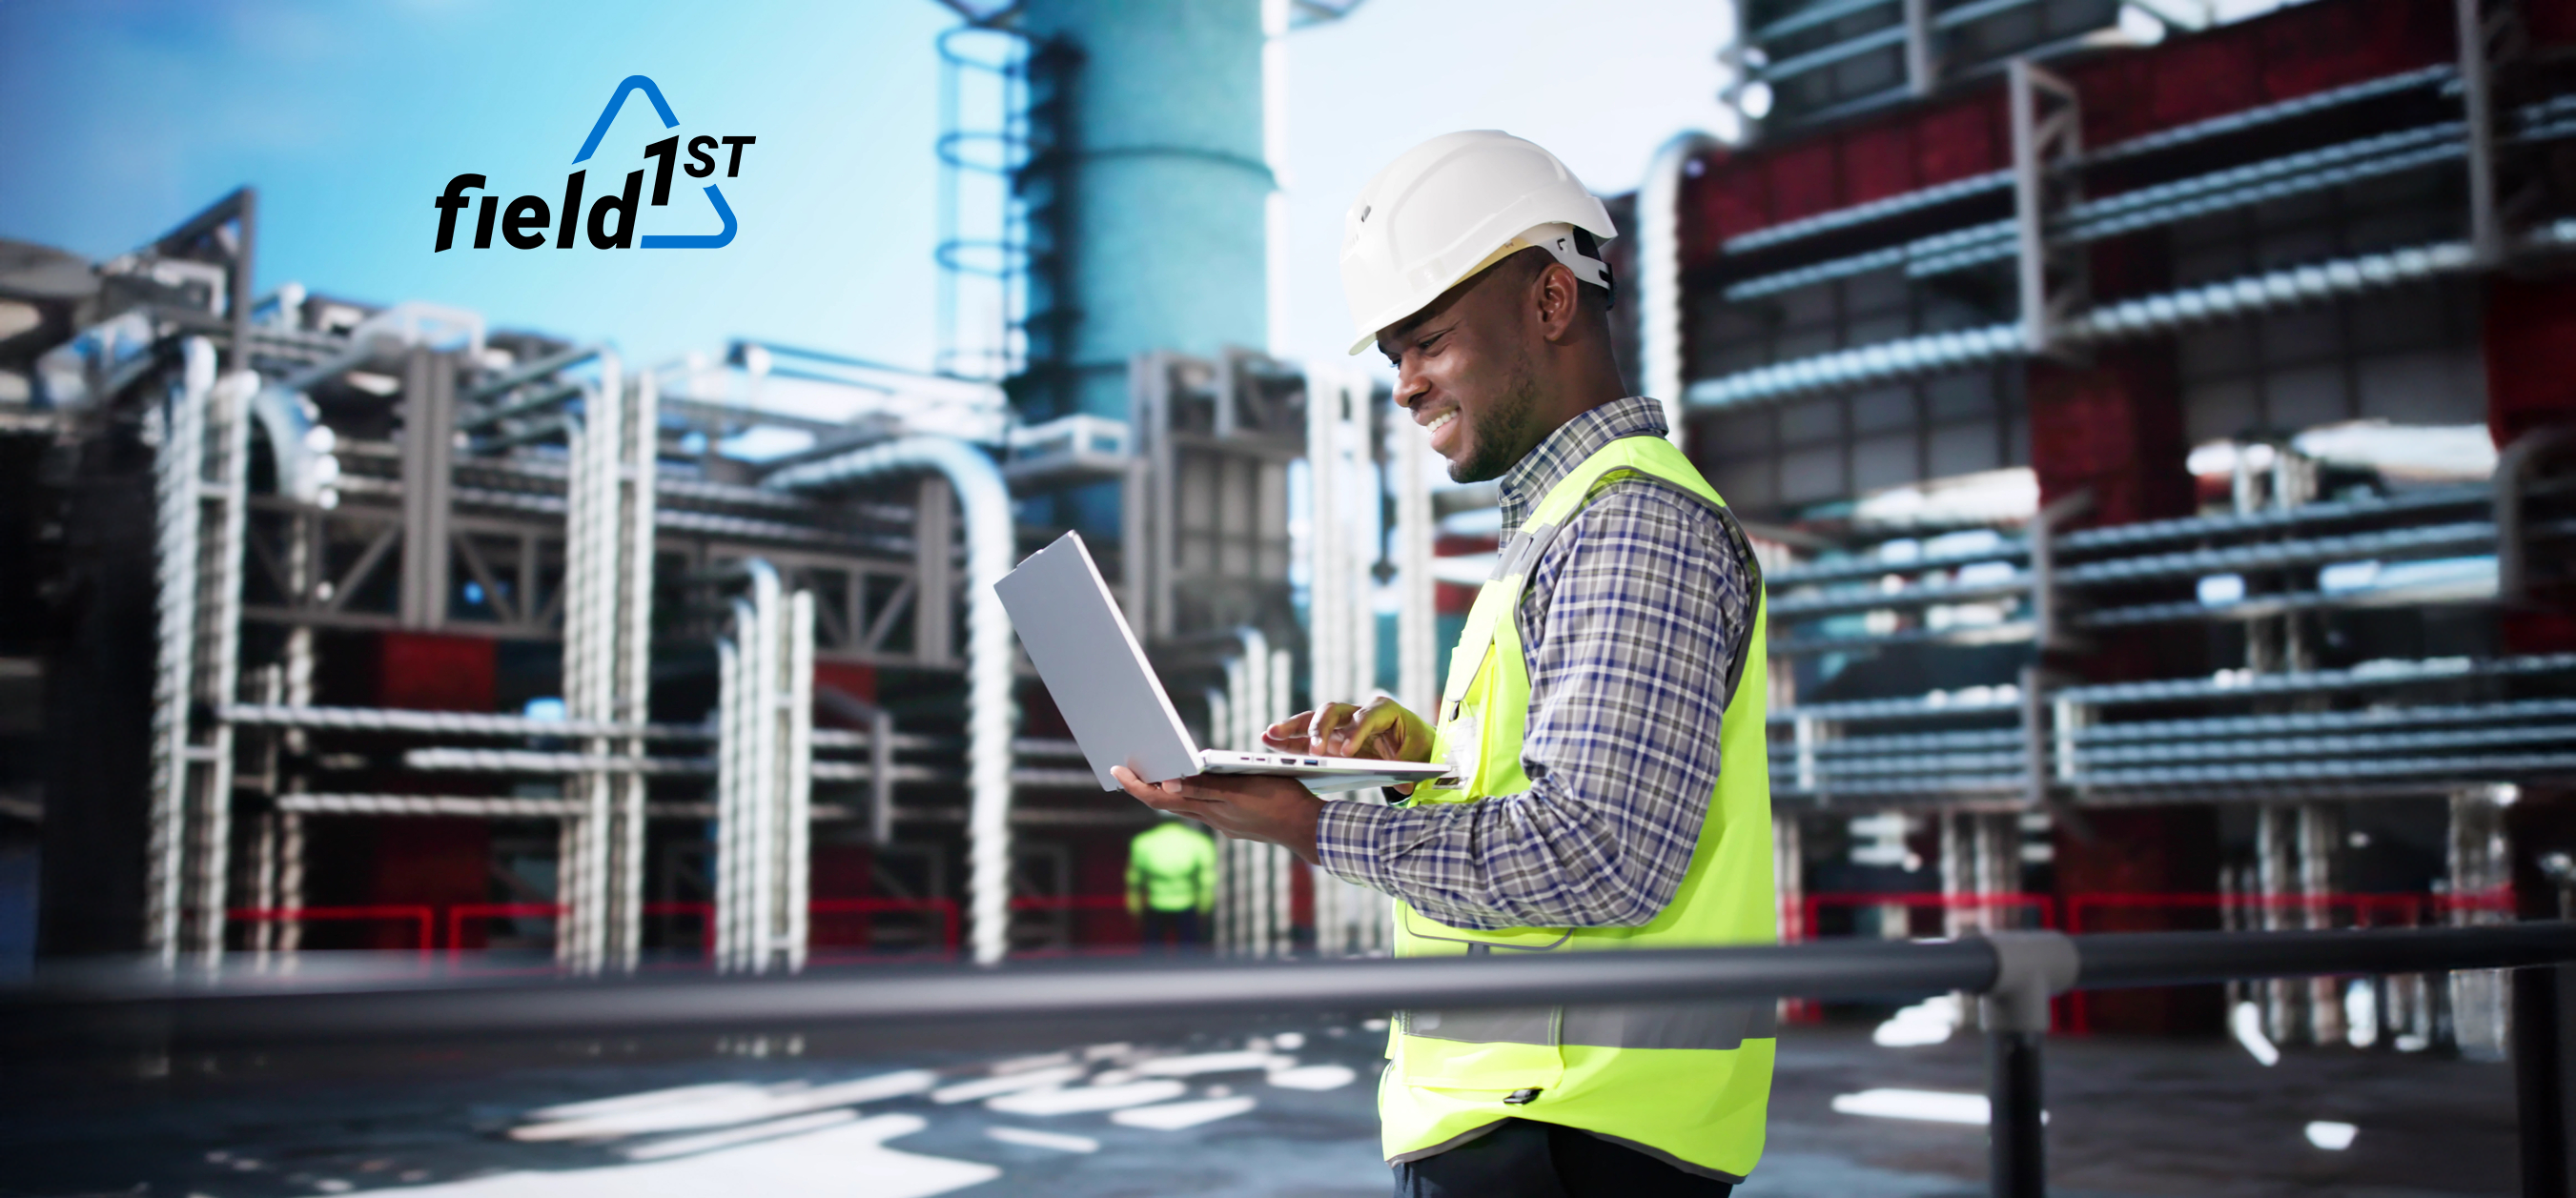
{"left": 0, "top": 1019, "right": 2524, "bottom": 1198}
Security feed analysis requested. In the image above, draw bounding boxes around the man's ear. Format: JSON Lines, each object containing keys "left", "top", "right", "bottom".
{"left": 1533, "top": 259, "right": 1583, "bottom": 344}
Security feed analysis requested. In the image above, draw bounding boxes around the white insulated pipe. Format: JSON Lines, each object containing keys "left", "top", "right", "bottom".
{"left": 764, "top": 437, "right": 1017, "bottom": 964}
{"left": 146, "top": 338, "right": 217, "bottom": 965}
{"left": 1641, "top": 131, "right": 1722, "bottom": 450}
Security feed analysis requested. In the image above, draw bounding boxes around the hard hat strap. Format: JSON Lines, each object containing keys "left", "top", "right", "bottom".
{"left": 1526, "top": 222, "right": 1614, "bottom": 291}
{"left": 1459, "top": 223, "right": 1614, "bottom": 295}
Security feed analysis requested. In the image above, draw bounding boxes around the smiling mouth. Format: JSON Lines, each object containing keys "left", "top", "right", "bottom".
{"left": 1425, "top": 410, "right": 1458, "bottom": 435}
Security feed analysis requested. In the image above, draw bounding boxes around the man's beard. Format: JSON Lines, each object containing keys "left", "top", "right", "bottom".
{"left": 1446, "top": 359, "right": 1544, "bottom": 483}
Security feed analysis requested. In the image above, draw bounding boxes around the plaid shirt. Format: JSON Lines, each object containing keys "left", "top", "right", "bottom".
{"left": 1315, "top": 396, "right": 1758, "bottom": 930}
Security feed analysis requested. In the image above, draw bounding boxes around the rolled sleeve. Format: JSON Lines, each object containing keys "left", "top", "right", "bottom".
{"left": 1315, "top": 797, "right": 1403, "bottom": 893}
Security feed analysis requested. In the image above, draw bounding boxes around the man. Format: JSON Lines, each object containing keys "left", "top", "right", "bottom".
{"left": 1112, "top": 131, "right": 1773, "bottom": 1196}
{"left": 1125, "top": 817, "right": 1216, "bottom": 951}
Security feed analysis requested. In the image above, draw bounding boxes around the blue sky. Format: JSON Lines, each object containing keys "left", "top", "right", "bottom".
{"left": 0, "top": 0, "right": 1736, "bottom": 376}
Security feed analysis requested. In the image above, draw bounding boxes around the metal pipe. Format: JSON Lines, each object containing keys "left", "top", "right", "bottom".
{"left": 144, "top": 339, "right": 252, "bottom": 965}
{"left": 249, "top": 381, "right": 336, "bottom": 505}
{"left": 1771, "top": 691, "right": 2025, "bottom": 723}
{"left": 871, "top": 707, "right": 897, "bottom": 845}
{"left": 454, "top": 380, "right": 582, "bottom": 435}
{"left": 763, "top": 436, "right": 1018, "bottom": 964}
{"left": 1770, "top": 542, "right": 2034, "bottom": 587}
{"left": 786, "top": 587, "right": 815, "bottom": 973}
{"left": 2055, "top": 520, "right": 2502, "bottom": 586}
{"left": 402, "top": 747, "right": 717, "bottom": 774}
{"left": 144, "top": 341, "right": 213, "bottom": 965}
{"left": 221, "top": 703, "right": 709, "bottom": 740}
{"left": 1641, "top": 132, "right": 1721, "bottom": 447}
{"left": 1689, "top": 234, "right": 2490, "bottom": 410}
{"left": 1768, "top": 575, "right": 2034, "bottom": 619}
{"left": 738, "top": 583, "right": 777, "bottom": 975}
{"left": 2058, "top": 482, "right": 2493, "bottom": 554}
{"left": 24, "top": 925, "right": 2576, "bottom": 1053}
{"left": 714, "top": 635, "right": 741, "bottom": 971}
{"left": 465, "top": 343, "right": 603, "bottom": 403}
{"left": 2459, "top": 0, "right": 2504, "bottom": 265}
{"left": 1721, "top": 66, "right": 2456, "bottom": 261}
{"left": 2059, "top": 653, "right": 2576, "bottom": 707}
{"left": 1390, "top": 399, "right": 1438, "bottom": 716}
{"left": 194, "top": 366, "right": 255, "bottom": 962}
{"left": 1751, "top": 0, "right": 1898, "bottom": 45}
{"left": 1757, "top": 22, "right": 1911, "bottom": 84}
{"left": 2072, "top": 752, "right": 2576, "bottom": 791}
{"left": 279, "top": 794, "right": 588, "bottom": 817}
{"left": 2076, "top": 698, "right": 2576, "bottom": 743}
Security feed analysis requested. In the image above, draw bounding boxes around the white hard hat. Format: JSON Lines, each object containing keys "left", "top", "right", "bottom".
{"left": 1339, "top": 131, "right": 1618, "bottom": 355}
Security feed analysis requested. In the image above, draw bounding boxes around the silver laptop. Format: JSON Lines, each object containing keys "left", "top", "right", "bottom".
{"left": 995, "top": 531, "right": 1452, "bottom": 794}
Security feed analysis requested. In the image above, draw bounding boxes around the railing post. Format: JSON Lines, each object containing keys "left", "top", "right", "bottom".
{"left": 1990, "top": 1025, "right": 2046, "bottom": 1198}
{"left": 1979, "top": 931, "right": 2077, "bottom": 1198}
{"left": 2515, "top": 962, "right": 2576, "bottom": 1198}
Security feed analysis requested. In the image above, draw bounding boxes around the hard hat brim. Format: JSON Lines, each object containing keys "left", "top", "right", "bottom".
{"left": 1345, "top": 229, "right": 1612, "bottom": 356}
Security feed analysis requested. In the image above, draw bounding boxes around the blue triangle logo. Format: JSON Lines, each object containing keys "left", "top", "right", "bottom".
{"left": 573, "top": 74, "right": 736, "bottom": 249}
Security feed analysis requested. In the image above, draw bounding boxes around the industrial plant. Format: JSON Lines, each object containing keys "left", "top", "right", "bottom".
{"left": 5, "top": 0, "right": 2576, "bottom": 1192}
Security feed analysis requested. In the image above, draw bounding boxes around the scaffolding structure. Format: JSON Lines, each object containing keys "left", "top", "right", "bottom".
{"left": 18, "top": 0, "right": 2570, "bottom": 1023}
{"left": 1680, "top": 0, "right": 2576, "bottom": 1049}
{"left": 1, "top": 185, "right": 1122, "bottom": 970}
{"left": 0, "top": 177, "right": 1459, "bottom": 971}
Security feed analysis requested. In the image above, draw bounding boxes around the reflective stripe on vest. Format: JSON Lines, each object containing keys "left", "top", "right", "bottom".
{"left": 1403, "top": 999, "right": 1780, "bottom": 1051}
{"left": 1378, "top": 434, "right": 1776, "bottom": 1183}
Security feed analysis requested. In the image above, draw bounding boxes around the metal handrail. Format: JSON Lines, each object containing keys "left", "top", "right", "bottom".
{"left": 12, "top": 924, "right": 2576, "bottom": 1198}
{"left": 6, "top": 923, "right": 2562, "bottom": 1042}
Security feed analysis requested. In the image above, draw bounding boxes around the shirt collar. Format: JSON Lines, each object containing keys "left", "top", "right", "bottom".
{"left": 1496, "top": 396, "right": 1670, "bottom": 536}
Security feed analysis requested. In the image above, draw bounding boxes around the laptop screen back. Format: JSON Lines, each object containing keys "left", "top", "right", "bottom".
{"left": 992, "top": 532, "right": 1203, "bottom": 788}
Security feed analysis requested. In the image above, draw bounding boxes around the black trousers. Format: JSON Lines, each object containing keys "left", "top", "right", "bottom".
{"left": 1393, "top": 1119, "right": 1735, "bottom": 1198}
{"left": 1137, "top": 908, "right": 1200, "bottom": 951}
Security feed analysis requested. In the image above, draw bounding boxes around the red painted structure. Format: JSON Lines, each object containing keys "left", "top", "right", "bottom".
{"left": 1682, "top": 0, "right": 2461, "bottom": 262}
{"left": 1672, "top": 0, "right": 2576, "bottom": 1033}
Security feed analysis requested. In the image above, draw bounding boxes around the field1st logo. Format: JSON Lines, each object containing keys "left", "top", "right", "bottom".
{"left": 434, "top": 75, "right": 753, "bottom": 252}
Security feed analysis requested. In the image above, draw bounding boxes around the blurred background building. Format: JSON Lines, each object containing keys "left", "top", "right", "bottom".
{"left": 0, "top": 0, "right": 2572, "bottom": 1062}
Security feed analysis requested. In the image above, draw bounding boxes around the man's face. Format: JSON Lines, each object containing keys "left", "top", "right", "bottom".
{"left": 1376, "top": 260, "right": 1546, "bottom": 484}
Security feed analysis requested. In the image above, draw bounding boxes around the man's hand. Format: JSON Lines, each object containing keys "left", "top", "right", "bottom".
{"left": 1111, "top": 767, "right": 1324, "bottom": 866}
{"left": 1263, "top": 697, "right": 1435, "bottom": 762}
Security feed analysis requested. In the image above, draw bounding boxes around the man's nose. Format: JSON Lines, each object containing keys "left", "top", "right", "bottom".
{"left": 1394, "top": 371, "right": 1427, "bottom": 410}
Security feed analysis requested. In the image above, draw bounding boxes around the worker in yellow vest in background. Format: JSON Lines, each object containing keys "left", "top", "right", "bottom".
{"left": 1126, "top": 818, "right": 1216, "bottom": 952}
{"left": 1114, "top": 131, "right": 1773, "bottom": 1197}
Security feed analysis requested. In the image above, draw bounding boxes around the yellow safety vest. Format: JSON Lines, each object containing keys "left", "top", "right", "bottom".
{"left": 1128, "top": 822, "right": 1216, "bottom": 914}
{"left": 1381, "top": 434, "right": 1776, "bottom": 1182}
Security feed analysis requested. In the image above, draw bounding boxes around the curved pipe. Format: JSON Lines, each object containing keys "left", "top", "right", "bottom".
{"left": 1640, "top": 131, "right": 1722, "bottom": 451}
{"left": 762, "top": 437, "right": 1018, "bottom": 964}
{"left": 251, "top": 383, "right": 339, "bottom": 505}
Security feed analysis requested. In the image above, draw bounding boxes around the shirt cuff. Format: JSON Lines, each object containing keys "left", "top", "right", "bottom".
{"left": 1315, "top": 797, "right": 1400, "bottom": 894}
